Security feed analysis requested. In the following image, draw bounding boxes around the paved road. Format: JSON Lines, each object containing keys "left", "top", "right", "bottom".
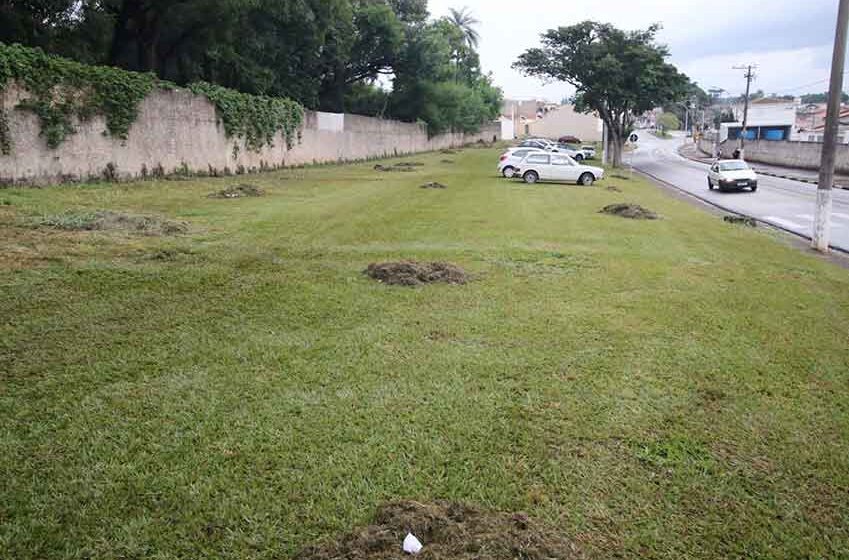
{"left": 629, "top": 133, "right": 849, "bottom": 252}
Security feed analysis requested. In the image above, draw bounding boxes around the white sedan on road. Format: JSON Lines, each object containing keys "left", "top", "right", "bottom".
{"left": 498, "top": 147, "right": 544, "bottom": 178}
{"left": 514, "top": 152, "right": 605, "bottom": 186}
{"left": 707, "top": 160, "right": 759, "bottom": 192}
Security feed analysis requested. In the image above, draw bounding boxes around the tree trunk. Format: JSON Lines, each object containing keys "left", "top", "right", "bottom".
{"left": 108, "top": 1, "right": 134, "bottom": 68}
{"left": 137, "top": 9, "right": 161, "bottom": 72}
{"left": 606, "top": 124, "right": 624, "bottom": 168}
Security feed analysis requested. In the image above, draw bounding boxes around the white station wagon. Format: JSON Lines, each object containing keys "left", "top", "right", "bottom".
{"left": 515, "top": 153, "right": 605, "bottom": 186}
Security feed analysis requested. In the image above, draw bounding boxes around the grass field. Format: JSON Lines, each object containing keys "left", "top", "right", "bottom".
{"left": 2, "top": 148, "right": 849, "bottom": 559}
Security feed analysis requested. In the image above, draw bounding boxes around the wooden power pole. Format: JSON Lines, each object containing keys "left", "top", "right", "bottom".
{"left": 733, "top": 64, "right": 757, "bottom": 158}
{"left": 813, "top": 0, "right": 849, "bottom": 253}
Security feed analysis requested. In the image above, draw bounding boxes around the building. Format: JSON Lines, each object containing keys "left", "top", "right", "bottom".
{"left": 719, "top": 97, "right": 798, "bottom": 143}
{"left": 526, "top": 104, "right": 603, "bottom": 142}
{"left": 807, "top": 107, "right": 849, "bottom": 144}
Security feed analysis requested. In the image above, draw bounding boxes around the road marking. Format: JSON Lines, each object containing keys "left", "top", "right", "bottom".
{"left": 832, "top": 212, "right": 849, "bottom": 220}
{"left": 796, "top": 214, "right": 813, "bottom": 221}
{"left": 764, "top": 216, "right": 809, "bottom": 231}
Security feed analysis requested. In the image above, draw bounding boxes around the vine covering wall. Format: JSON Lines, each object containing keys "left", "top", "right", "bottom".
{"left": 0, "top": 43, "right": 304, "bottom": 154}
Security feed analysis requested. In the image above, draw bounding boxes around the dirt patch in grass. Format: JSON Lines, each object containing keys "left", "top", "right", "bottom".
{"left": 605, "top": 185, "right": 623, "bottom": 193}
{"left": 440, "top": 159, "right": 455, "bottom": 164}
{"left": 296, "top": 500, "right": 582, "bottom": 560}
{"left": 724, "top": 215, "right": 757, "bottom": 227}
{"left": 600, "top": 203, "right": 659, "bottom": 220}
{"left": 611, "top": 174, "right": 632, "bottom": 181}
{"left": 374, "top": 164, "right": 415, "bottom": 173}
{"left": 37, "top": 210, "right": 188, "bottom": 235}
{"left": 420, "top": 182, "right": 447, "bottom": 189}
{"left": 394, "top": 162, "right": 425, "bottom": 168}
{"left": 440, "top": 149, "right": 460, "bottom": 155}
{"left": 207, "top": 184, "right": 265, "bottom": 199}
{"left": 365, "top": 261, "right": 468, "bottom": 286}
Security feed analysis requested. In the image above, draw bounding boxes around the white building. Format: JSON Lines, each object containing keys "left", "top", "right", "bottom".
{"left": 719, "top": 98, "right": 798, "bottom": 142}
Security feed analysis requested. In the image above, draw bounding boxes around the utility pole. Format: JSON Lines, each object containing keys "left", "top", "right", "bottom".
{"left": 813, "top": 0, "right": 849, "bottom": 253}
{"left": 733, "top": 64, "right": 757, "bottom": 158}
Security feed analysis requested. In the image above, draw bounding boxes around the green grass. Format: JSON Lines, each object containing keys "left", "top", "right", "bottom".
{"left": 2, "top": 149, "right": 849, "bottom": 559}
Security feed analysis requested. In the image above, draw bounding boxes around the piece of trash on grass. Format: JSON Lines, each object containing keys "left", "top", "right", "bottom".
{"left": 403, "top": 533, "right": 423, "bottom": 555}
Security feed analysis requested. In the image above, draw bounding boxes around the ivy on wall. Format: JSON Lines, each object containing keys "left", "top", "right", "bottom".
{"left": 189, "top": 82, "right": 304, "bottom": 151}
{"left": 0, "top": 43, "right": 156, "bottom": 148}
{"left": 0, "top": 109, "right": 10, "bottom": 155}
{"left": 0, "top": 43, "right": 304, "bottom": 153}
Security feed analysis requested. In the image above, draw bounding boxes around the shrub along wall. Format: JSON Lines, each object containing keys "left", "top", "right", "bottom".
{"left": 0, "top": 44, "right": 499, "bottom": 186}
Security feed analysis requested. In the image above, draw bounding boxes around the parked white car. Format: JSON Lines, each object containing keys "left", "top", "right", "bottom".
{"left": 517, "top": 138, "right": 554, "bottom": 151}
{"left": 580, "top": 145, "right": 597, "bottom": 159}
{"left": 555, "top": 144, "right": 587, "bottom": 161}
{"left": 518, "top": 138, "right": 573, "bottom": 156}
{"left": 498, "top": 147, "right": 544, "bottom": 178}
{"left": 707, "top": 159, "right": 758, "bottom": 192}
{"left": 514, "top": 152, "right": 605, "bottom": 186}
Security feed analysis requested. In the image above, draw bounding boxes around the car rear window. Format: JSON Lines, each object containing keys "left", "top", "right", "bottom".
{"left": 513, "top": 150, "right": 530, "bottom": 157}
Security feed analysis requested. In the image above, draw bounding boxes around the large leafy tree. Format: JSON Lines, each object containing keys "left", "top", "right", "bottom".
{"left": 515, "top": 21, "right": 689, "bottom": 167}
{"left": 1, "top": 0, "right": 500, "bottom": 134}
{"left": 390, "top": 17, "right": 500, "bottom": 134}
{"left": 318, "top": 0, "right": 403, "bottom": 112}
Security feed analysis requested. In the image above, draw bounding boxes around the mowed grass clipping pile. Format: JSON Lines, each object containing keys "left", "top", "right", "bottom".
{"left": 2, "top": 149, "right": 849, "bottom": 559}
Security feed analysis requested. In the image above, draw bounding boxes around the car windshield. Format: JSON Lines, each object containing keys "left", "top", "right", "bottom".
{"left": 719, "top": 161, "right": 749, "bottom": 171}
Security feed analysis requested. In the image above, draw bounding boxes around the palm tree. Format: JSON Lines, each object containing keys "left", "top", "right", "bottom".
{"left": 447, "top": 7, "right": 480, "bottom": 50}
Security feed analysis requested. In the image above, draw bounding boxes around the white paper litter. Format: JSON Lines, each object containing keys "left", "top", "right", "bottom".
{"left": 403, "top": 533, "right": 423, "bottom": 555}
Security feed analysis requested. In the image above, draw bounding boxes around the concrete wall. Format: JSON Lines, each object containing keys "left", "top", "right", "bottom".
{"left": 527, "top": 105, "right": 603, "bottom": 142}
{"left": 697, "top": 136, "right": 849, "bottom": 174}
{"left": 0, "top": 84, "right": 500, "bottom": 186}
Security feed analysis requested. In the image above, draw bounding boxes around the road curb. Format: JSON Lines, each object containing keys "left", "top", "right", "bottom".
{"left": 675, "top": 146, "right": 849, "bottom": 190}
{"left": 633, "top": 166, "right": 849, "bottom": 256}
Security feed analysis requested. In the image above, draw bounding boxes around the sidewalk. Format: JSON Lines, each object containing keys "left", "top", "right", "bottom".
{"left": 677, "top": 143, "right": 849, "bottom": 189}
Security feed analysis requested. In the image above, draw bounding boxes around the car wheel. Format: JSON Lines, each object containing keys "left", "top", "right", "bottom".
{"left": 575, "top": 154, "right": 584, "bottom": 161}
{"left": 502, "top": 166, "right": 516, "bottom": 178}
{"left": 578, "top": 172, "right": 595, "bottom": 186}
{"left": 750, "top": 185, "right": 758, "bottom": 192}
{"left": 707, "top": 177, "right": 713, "bottom": 190}
{"left": 523, "top": 171, "right": 539, "bottom": 184}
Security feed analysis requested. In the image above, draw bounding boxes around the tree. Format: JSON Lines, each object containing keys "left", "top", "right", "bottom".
{"left": 0, "top": 0, "right": 501, "bottom": 135}
{"left": 657, "top": 112, "right": 680, "bottom": 131}
{"left": 663, "top": 80, "right": 709, "bottom": 129}
{"left": 388, "top": 0, "right": 428, "bottom": 23}
{"left": 318, "top": 1, "right": 403, "bottom": 112}
{"left": 390, "top": 19, "right": 500, "bottom": 134}
{"left": 447, "top": 7, "right": 480, "bottom": 49}
{"left": 514, "top": 21, "right": 689, "bottom": 167}
{"left": 801, "top": 92, "right": 849, "bottom": 104}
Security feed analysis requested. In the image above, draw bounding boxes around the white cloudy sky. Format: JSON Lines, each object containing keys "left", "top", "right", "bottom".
{"left": 426, "top": 0, "right": 840, "bottom": 101}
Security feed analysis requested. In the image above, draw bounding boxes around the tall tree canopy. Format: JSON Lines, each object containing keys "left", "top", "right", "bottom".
{"left": 0, "top": 0, "right": 500, "bottom": 135}
{"left": 514, "top": 21, "right": 689, "bottom": 166}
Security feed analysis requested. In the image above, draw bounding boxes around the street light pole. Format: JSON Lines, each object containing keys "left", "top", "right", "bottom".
{"left": 813, "top": 0, "right": 849, "bottom": 253}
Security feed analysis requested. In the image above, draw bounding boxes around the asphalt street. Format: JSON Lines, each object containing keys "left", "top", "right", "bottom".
{"left": 629, "top": 133, "right": 849, "bottom": 252}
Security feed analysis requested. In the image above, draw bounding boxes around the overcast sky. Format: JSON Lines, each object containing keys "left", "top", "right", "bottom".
{"left": 426, "top": 0, "right": 841, "bottom": 101}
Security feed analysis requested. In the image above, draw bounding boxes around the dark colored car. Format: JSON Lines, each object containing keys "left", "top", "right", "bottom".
{"left": 557, "top": 135, "right": 581, "bottom": 144}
